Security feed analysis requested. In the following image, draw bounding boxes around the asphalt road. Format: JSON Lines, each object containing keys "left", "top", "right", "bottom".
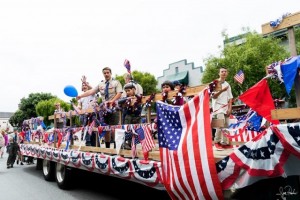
{"left": 0, "top": 153, "right": 170, "bottom": 200}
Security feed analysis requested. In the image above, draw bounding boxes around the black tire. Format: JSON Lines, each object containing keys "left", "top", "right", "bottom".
{"left": 36, "top": 158, "right": 43, "bottom": 170}
{"left": 42, "top": 159, "right": 55, "bottom": 181}
{"left": 55, "top": 163, "right": 73, "bottom": 190}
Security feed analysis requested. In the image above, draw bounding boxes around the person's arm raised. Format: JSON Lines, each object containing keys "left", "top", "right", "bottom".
{"left": 77, "top": 88, "right": 96, "bottom": 100}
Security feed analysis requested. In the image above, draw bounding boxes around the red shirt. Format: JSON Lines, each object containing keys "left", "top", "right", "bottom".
{"left": 19, "top": 131, "right": 25, "bottom": 142}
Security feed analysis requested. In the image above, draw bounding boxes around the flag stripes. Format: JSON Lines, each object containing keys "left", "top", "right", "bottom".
{"left": 157, "top": 89, "right": 223, "bottom": 200}
{"left": 234, "top": 70, "right": 245, "bottom": 84}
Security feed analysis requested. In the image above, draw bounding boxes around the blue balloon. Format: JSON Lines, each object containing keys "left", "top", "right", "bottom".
{"left": 63, "top": 85, "right": 78, "bottom": 97}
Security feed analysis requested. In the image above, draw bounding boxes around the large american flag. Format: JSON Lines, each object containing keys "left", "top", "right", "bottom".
{"left": 234, "top": 70, "right": 245, "bottom": 84}
{"left": 157, "top": 89, "right": 223, "bottom": 200}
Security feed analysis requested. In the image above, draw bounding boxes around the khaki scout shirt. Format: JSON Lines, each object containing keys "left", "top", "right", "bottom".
{"left": 95, "top": 78, "right": 123, "bottom": 102}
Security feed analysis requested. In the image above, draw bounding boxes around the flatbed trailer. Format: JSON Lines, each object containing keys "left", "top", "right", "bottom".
{"left": 20, "top": 82, "right": 300, "bottom": 199}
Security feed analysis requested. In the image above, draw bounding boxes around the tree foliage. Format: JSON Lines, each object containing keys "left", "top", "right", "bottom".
{"left": 9, "top": 110, "right": 26, "bottom": 127}
{"left": 295, "top": 27, "right": 300, "bottom": 55}
{"left": 9, "top": 93, "right": 57, "bottom": 128}
{"left": 115, "top": 70, "right": 158, "bottom": 95}
{"left": 202, "top": 30, "right": 292, "bottom": 104}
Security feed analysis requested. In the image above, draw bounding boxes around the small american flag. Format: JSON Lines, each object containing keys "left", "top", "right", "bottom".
{"left": 124, "top": 59, "right": 131, "bottom": 73}
{"left": 136, "top": 125, "right": 155, "bottom": 153}
{"left": 157, "top": 89, "right": 223, "bottom": 200}
{"left": 234, "top": 70, "right": 245, "bottom": 84}
{"left": 88, "top": 120, "right": 95, "bottom": 135}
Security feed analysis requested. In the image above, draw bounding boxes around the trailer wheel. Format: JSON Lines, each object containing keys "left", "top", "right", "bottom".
{"left": 42, "top": 159, "right": 55, "bottom": 181}
{"left": 36, "top": 158, "right": 43, "bottom": 170}
{"left": 55, "top": 163, "right": 73, "bottom": 190}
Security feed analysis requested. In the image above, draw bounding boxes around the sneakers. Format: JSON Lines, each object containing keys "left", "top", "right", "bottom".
{"left": 20, "top": 162, "right": 24, "bottom": 165}
{"left": 214, "top": 143, "right": 224, "bottom": 151}
{"left": 214, "top": 142, "right": 233, "bottom": 151}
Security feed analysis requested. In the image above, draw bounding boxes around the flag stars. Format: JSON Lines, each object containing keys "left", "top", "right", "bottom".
{"left": 289, "top": 123, "right": 296, "bottom": 129}
{"left": 271, "top": 141, "right": 275, "bottom": 146}
{"left": 260, "top": 150, "right": 265, "bottom": 157}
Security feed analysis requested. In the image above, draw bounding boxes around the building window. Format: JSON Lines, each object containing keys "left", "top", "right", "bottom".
{"left": 175, "top": 67, "right": 179, "bottom": 74}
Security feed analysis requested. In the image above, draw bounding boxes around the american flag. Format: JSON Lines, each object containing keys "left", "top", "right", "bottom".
{"left": 234, "top": 70, "right": 245, "bottom": 84}
{"left": 217, "top": 126, "right": 288, "bottom": 190}
{"left": 124, "top": 59, "right": 131, "bottom": 73}
{"left": 136, "top": 125, "right": 155, "bottom": 153}
{"left": 157, "top": 89, "right": 223, "bottom": 200}
{"left": 88, "top": 120, "right": 95, "bottom": 135}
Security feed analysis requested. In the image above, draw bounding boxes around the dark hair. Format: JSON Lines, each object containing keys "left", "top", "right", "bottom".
{"left": 219, "top": 66, "right": 228, "bottom": 71}
{"left": 161, "top": 80, "right": 174, "bottom": 90}
{"left": 102, "top": 67, "right": 112, "bottom": 73}
{"left": 173, "top": 80, "right": 181, "bottom": 86}
{"left": 124, "top": 83, "right": 136, "bottom": 90}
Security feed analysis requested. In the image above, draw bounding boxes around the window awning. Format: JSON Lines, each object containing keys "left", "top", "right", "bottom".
{"left": 166, "top": 71, "right": 189, "bottom": 85}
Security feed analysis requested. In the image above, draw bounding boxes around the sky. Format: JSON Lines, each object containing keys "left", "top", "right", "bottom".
{"left": 0, "top": 0, "right": 299, "bottom": 112}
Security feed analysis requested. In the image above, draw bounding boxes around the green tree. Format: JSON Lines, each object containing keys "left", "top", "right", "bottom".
{"left": 9, "top": 110, "right": 26, "bottom": 127}
{"left": 295, "top": 27, "right": 300, "bottom": 54}
{"left": 115, "top": 70, "right": 158, "bottom": 95}
{"left": 36, "top": 98, "right": 71, "bottom": 126}
{"left": 202, "top": 30, "right": 291, "bottom": 104}
{"left": 9, "top": 93, "right": 57, "bottom": 128}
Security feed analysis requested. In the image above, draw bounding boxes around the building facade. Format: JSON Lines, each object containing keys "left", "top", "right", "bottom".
{"left": 0, "top": 112, "right": 14, "bottom": 132}
{"left": 156, "top": 59, "right": 204, "bottom": 90}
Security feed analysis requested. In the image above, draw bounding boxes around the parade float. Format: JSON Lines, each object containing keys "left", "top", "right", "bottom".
{"left": 20, "top": 12, "right": 300, "bottom": 199}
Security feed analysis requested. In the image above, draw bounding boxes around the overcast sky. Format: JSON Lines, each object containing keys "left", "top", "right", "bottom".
{"left": 0, "top": 0, "right": 299, "bottom": 112}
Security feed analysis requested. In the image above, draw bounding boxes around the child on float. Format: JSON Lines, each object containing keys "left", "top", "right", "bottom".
{"left": 121, "top": 83, "right": 143, "bottom": 149}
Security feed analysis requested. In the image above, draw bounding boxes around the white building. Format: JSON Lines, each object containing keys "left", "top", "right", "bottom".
{"left": 0, "top": 112, "right": 14, "bottom": 132}
{"left": 156, "top": 59, "right": 204, "bottom": 90}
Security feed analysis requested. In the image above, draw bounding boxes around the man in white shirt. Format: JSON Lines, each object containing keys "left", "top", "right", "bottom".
{"left": 211, "top": 67, "right": 233, "bottom": 150}
{"left": 77, "top": 67, "right": 123, "bottom": 149}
